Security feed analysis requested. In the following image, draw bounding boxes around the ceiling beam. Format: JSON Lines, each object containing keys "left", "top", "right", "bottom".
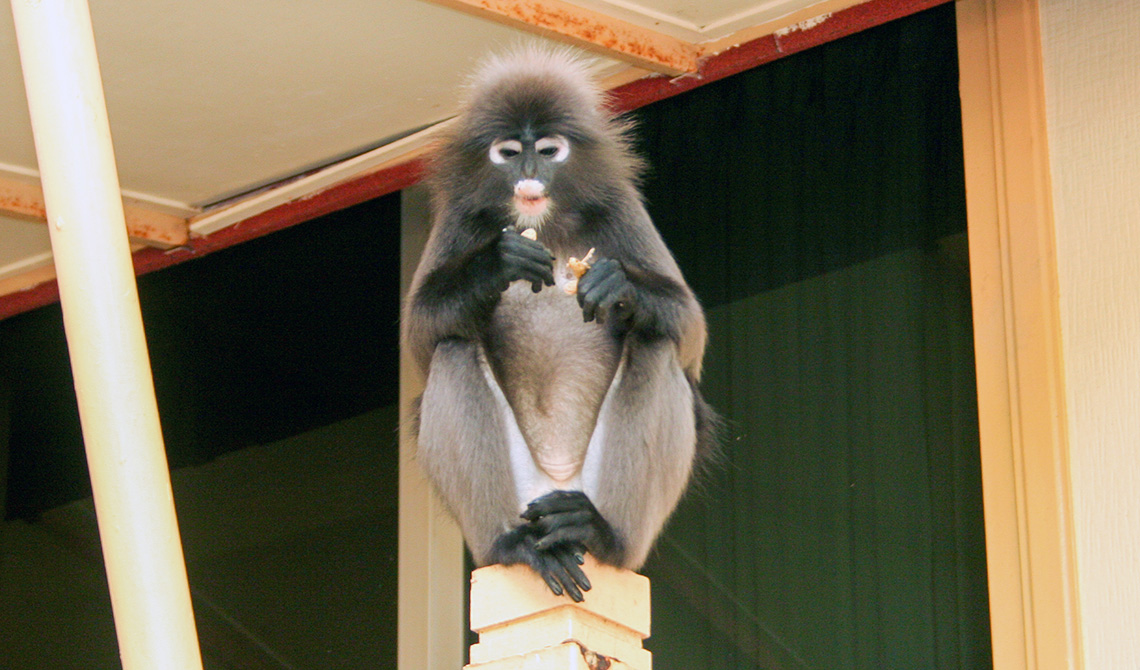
{"left": 0, "top": 176, "right": 189, "bottom": 248}
{"left": 419, "top": 0, "right": 700, "bottom": 75}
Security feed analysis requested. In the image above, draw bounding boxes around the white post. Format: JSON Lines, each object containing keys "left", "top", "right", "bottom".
{"left": 399, "top": 185, "right": 466, "bottom": 670}
{"left": 10, "top": 2, "right": 203, "bottom": 669}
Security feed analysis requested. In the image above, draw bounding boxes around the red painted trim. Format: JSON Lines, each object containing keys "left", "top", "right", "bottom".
{"left": 608, "top": 0, "right": 952, "bottom": 112}
{"left": 0, "top": 281, "right": 60, "bottom": 321}
{"left": 0, "top": 0, "right": 951, "bottom": 320}
{"left": 131, "top": 158, "right": 425, "bottom": 277}
{"left": 0, "top": 158, "right": 424, "bottom": 322}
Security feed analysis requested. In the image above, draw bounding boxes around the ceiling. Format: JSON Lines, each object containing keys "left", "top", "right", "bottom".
{"left": 0, "top": 0, "right": 864, "bottom": 306}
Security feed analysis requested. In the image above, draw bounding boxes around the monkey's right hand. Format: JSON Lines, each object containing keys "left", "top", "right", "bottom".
{"left": 496, "top": 228, "right": 555, "bottom": 293}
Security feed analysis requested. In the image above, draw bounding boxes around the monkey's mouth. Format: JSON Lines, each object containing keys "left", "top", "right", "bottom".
{"left": 513, "top": 179, "right": 550, "bottom": 218}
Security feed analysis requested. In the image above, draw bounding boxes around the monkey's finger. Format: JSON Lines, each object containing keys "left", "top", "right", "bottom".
{"left": 533, "top": 520, "right": 594, "bottom": 550}
{"left": 544, "top": 558, "right": 586, "bottom": 602}
{"left": 538, "top": 568, "right": 566, "bottom": 598}
{"left": 580, "top": 296, "right": 598, "bottom": 323}
{"left": 561, "top": 578, "right": 585, "bottom": 603}
{"left": 576, "top": 257, "right": 622, "bottom": 294}
{"left": 504, "top": 249, "right": 555, "bottom": 276}
{"left": 530, "top": 509, "right": 593, "bottom": 536}
{"left": 554, "top": 549, "right": 592, "bottom": 593}
{"left": 523, "top": 490, "right": 594, "bottom": 518}
{"left": 580, "top": 273, "right": 626, "bottom": 323}
{"left": 534, "top": 552, "right": 577, "bottom": 601}
{"left": 504, "top": 246, "right": 555, "bottom": 269}
{"left": 502, "top": 248, "right": 554, "bottom": 271}
{"left": 501, "top": 231, "right": 555, "bottom": 264}
{"left": 503, "top": 258, "right": 555, "bottom": 289}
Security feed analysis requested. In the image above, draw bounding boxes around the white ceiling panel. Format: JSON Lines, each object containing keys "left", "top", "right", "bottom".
{"left": 0, "top": 0, "right": 839, "bottom": 288}
{"left": 0, "top": 215, "right": 50, "bottom": 268}
{"left": 0, "top": 0, "right": 621, "bottom": 208}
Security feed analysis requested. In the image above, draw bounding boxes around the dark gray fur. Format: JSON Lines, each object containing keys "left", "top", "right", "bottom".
{"left": 402, "top": 47, "right": 713, "bottom": 576}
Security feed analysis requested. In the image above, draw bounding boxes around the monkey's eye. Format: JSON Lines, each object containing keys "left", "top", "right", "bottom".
{"left": 536, "top": 136, "right": 571, "bottom": 163}
{"left": 489, "top": 139, "right": 523, "bottom": 164}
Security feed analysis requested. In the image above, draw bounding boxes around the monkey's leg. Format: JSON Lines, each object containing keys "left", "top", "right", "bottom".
{"left": 580, "top": 343, "right": 697, "bottom": 569}
{"left": 477, "top": 354, "right": 597, "bottom": 602}
{"left": 419, "top": 340, "right": 594, "bottom": 600}
{"left": 417, "top": 340, "right": 521, "bottom": 563}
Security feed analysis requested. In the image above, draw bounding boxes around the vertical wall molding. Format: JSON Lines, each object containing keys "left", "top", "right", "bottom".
{"left": 398, "top": 186, "right": 467, "bottom": 670}
{"left": 955, "top": 1, "right": 1081, "bottom": 668}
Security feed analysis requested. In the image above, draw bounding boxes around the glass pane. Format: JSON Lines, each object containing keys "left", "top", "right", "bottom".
{"left": 636, "top": 5, "right": 992, "bottom": 669}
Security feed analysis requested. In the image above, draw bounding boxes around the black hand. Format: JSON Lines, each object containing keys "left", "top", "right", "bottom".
{"left": 522, "top": 490, "right": 623, "bottom": 566}
{"left": 486, "top": 523, "right": 592, "bottom": 602}
{"left": 498, "top": 229, "right": 555, "bottom": 293}
{"left": 576, "top": 257, "right": 636, "bottom": 324}
{"left": 533, "top": 542, "right": 591, "bottom": 602}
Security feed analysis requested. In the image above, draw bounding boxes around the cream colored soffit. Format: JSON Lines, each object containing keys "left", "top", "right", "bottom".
{"left": 189, "top": 120, "right": 452, "bottom": 237}
{"left": 1, "top": 167, "right": 194, "bottom": 285}
{"left": 191, "top": 0, "right": 873, "bottom": 238}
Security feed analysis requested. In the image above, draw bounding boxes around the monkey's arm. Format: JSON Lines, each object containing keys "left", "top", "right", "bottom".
{"left": 573, "top": 203, "right": 707, "bottom": 377}
{"left": 576, "top": 255, "right": 707, "bottom": 384}
{"left": 405, "top": 224, "right": 554, "bottom": 370}
{"left": 577, "top": 259, "right": 693, "bottom": 337}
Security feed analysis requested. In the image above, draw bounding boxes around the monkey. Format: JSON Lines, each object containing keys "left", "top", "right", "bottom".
{"left": 402, "top": 46, "right": 715, "bottom": 602}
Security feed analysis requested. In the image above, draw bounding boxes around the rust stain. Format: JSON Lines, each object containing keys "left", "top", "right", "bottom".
{"left": 0, "top": 194, "right": 48, "bottom": 221}
{"left": 565, "top": 639, "right": 613, "bottom": 670}
{"left": 124, "top": 212, "right": 190, "bottom": 247}
{"left": 473, "top": 0, "right": 696, "bottom": 73}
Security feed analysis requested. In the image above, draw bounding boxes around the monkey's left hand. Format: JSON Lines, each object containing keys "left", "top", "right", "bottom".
{"left": 496, "top": 490, "right": 622, "bottom": 601}
{"left": 576, "top": 257, "right": 637, "bottom": 326}
{"left": 524, "top": 490, "right": 624, "bottom": 565}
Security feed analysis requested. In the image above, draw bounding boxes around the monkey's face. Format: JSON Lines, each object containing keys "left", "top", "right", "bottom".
{"left": 488, "top": 128, "right": 570, "bottom": 228}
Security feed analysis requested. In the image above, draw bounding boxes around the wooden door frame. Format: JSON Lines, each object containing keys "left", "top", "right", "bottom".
{"left": 956, "top": 0, "right": 1081, "bottom": 668}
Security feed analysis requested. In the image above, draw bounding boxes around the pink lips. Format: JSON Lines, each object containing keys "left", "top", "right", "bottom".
{"left": 514, "top": 179, "right": 548, "bottom": 217}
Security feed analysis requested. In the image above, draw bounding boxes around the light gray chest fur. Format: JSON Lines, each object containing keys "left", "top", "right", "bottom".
{"left": 484, "top": 258, "right": 622, "bottom": 483}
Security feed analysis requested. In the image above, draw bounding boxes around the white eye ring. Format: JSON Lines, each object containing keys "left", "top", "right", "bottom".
{"left": 489, "top": 139, "right": 523, "bottom": 164}
{"left": 536, "top": 136, "right": 571, "bottom": 163}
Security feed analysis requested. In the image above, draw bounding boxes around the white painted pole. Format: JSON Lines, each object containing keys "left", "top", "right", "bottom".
{"left": 10, "top": 2, "right": 204, "bottom": 669}
{"left": 399, "top": 186, "right": 466, "bottom": 670}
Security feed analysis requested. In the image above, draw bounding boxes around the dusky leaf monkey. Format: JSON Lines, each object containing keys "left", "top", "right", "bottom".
{"left": 403, "top": 46, "right": 715, "bottom": 601}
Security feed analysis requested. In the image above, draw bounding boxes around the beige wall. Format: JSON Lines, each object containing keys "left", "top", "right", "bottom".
{"left": 1039, "top": 1, "right": 1140, "bottom": 666}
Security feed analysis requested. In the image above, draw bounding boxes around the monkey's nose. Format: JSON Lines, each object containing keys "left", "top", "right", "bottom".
{"left": 513, "top": 179, "right": 549, "bottom": 217}
{"left": 514, "top": 179, "right": 545, "bottom": 200}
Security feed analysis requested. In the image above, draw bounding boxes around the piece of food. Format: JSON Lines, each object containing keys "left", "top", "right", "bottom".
{"left": 564, "top": 248, "right": 596, "bottom": 295}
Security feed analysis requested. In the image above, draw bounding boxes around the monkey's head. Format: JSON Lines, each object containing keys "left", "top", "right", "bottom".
{"left": 430, "top": 46, "right": 643, "bottom": 232}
